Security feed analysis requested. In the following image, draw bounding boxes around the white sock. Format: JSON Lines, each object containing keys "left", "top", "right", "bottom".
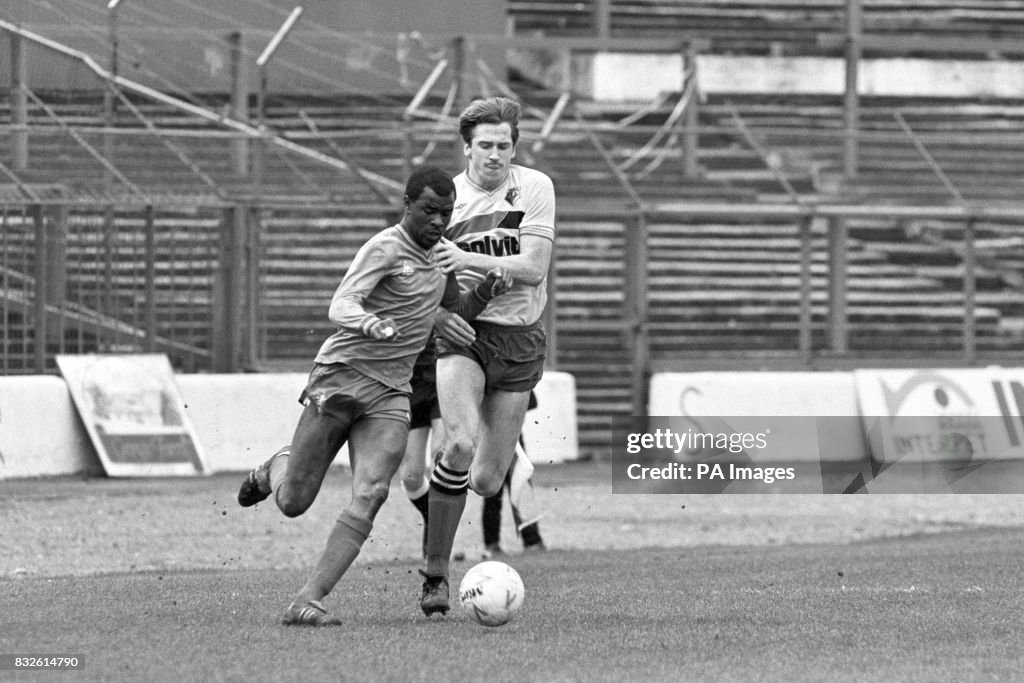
{"left": 509, "top": 442, "right": 543, "bottom": 528}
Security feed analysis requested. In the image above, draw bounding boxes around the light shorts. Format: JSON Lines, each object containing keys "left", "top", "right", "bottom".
{"left": 436, "top": 320, "right": 546, "bottom": 394}
{"left": 300, "top": 362, "right": 410, "bottom": 426}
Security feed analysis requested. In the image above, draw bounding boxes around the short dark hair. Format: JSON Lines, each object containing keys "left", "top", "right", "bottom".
{"left": 405, "top": 165, "right": 455, "bottom": 201}
{"left": 458, "top": 96, "right": 521, "bottom": 146}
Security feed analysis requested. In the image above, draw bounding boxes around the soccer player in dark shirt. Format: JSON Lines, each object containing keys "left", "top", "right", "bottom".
{"left": 236, "top": 165, "right": 508, "bottom": 626}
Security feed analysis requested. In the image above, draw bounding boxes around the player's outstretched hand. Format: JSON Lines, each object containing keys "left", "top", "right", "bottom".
{"left": 435, "top": 309, "right": 476, "bottom": 346}
{"left": 435, "top": 238, "right": 471, "bottom": 274}
{"left": 480, "top": 268, "right": 513, "bottom": 300}
{"left": 368, "top": 318, "right": 398, "bottom": 340}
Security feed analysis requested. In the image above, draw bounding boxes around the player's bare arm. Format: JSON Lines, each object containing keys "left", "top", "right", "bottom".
{"left": 435, "top": 236, "right": 551, "bottom": 286}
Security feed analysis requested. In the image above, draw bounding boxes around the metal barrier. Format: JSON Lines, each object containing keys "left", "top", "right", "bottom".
{"left": 0, "top": 202, "right": 224, "bottom": 373}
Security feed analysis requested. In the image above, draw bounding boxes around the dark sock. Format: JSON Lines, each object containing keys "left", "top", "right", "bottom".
{"left": 482, "top": 489, "right": 504, "bottom": 547}
{"left": 410, "top": 491, "right": 429, "bottom": 556}
{"left": 424, "top": 462, "right": 469, "bottom": 577}
{"left": 410, "top": 491, "right": 429, "bottom": 522}
{"left": 521, "top": 522, "right": 543, "bottom": 548}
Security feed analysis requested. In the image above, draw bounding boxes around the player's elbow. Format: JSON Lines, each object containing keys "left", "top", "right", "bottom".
{"left": 520, "top": 274, "right": 544, "bottom": 287}
{"left": 516, "top": 252, "right": 550, "bottom": 286}
{"left": 517, "top": 267, "right": 547, "bottom": 287}
{"left": 327, "top": 298, "right": 359, "bottom": 326}
{"left": 327, "top": 303, "right": 345, "bottom": 325}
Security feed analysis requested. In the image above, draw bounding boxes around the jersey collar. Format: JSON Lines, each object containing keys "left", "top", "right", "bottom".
{"left": 464, "top": 166, "right": 513, "bottom": 195}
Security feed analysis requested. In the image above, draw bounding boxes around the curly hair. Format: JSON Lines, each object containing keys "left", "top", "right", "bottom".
{"left": 405, "top": 164, "right": 455, "bottom": 201}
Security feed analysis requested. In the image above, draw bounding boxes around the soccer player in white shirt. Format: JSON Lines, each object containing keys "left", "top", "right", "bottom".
{"left": 419, "top": 96, "right": 557, "bottom": 615}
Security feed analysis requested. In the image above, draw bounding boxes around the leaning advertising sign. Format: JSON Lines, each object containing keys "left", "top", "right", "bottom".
{"left": 57, "top": 354, "right": 208, "bottom": 477}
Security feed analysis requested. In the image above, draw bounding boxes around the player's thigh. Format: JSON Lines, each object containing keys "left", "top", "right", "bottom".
{"left": 475, "top": 390, "right": 531, "bottom": 486}
{"left": 436, "top": 354, "right": 486, "bottom": 441}
{"left": 285, "top": 402, "right": 351, "bottom": 498}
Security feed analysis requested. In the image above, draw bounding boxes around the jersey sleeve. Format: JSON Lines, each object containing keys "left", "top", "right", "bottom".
{"left": 440, "top": 271, "right": 461, "bottom": 311}
{"left": 437, "top": 271, "right": 491, "bottom": 325}
{"left": 518, "top": 171, "right": 556, "bottom": 242}
{"left": 328, "top": 238, "right": 393, "bottom": 335}
{"left": 447, "top": 276, "right": 493, "bottom": 321}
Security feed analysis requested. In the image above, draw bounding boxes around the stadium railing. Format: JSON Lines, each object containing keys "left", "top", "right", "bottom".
{"left": 5, "top": 12, "right": 1024, "bottom": 456}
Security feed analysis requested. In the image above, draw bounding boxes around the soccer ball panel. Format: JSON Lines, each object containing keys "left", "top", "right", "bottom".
{"left": 458, "top": 560, "right": 525, "bottom": 627}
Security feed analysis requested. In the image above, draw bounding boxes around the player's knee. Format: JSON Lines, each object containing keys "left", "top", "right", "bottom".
{"left": 352, "top": 479, "right": 391, "bottom": 511}
{"left": 445, "top": 431, "right": 477, "bottom": 468}
{"left": 277, "top": 492, "right": 312, "bottom": 518}
{"left": 400, "top": 469, "right": 424, "bottom": 492}
{"left": 470, "top": 470, "right": 503, "bottom": 498}
{"left": 399, "top": 453, "right": 426, "bottom": 487}
{"left": 276, "top": 476, "right": 319, "bottom": 517}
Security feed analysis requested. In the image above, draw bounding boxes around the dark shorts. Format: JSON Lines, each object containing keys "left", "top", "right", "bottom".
{"left": 300, "top": 362, "right": 410, "bottom": 426}
{"left": 437, "top": 320, "right": 546, "bottom": 394}
{"left": 408, "top": 362, "right": 440, "bottom": 430}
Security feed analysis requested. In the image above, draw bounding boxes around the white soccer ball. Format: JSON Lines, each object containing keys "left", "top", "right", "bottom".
{"left": 458, "top": 561, "right": 525, "bottom": 627}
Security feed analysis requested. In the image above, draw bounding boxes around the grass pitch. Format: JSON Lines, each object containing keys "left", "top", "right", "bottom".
{"left": 2, "top": 466, "right": 1024, "bottom": 681}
